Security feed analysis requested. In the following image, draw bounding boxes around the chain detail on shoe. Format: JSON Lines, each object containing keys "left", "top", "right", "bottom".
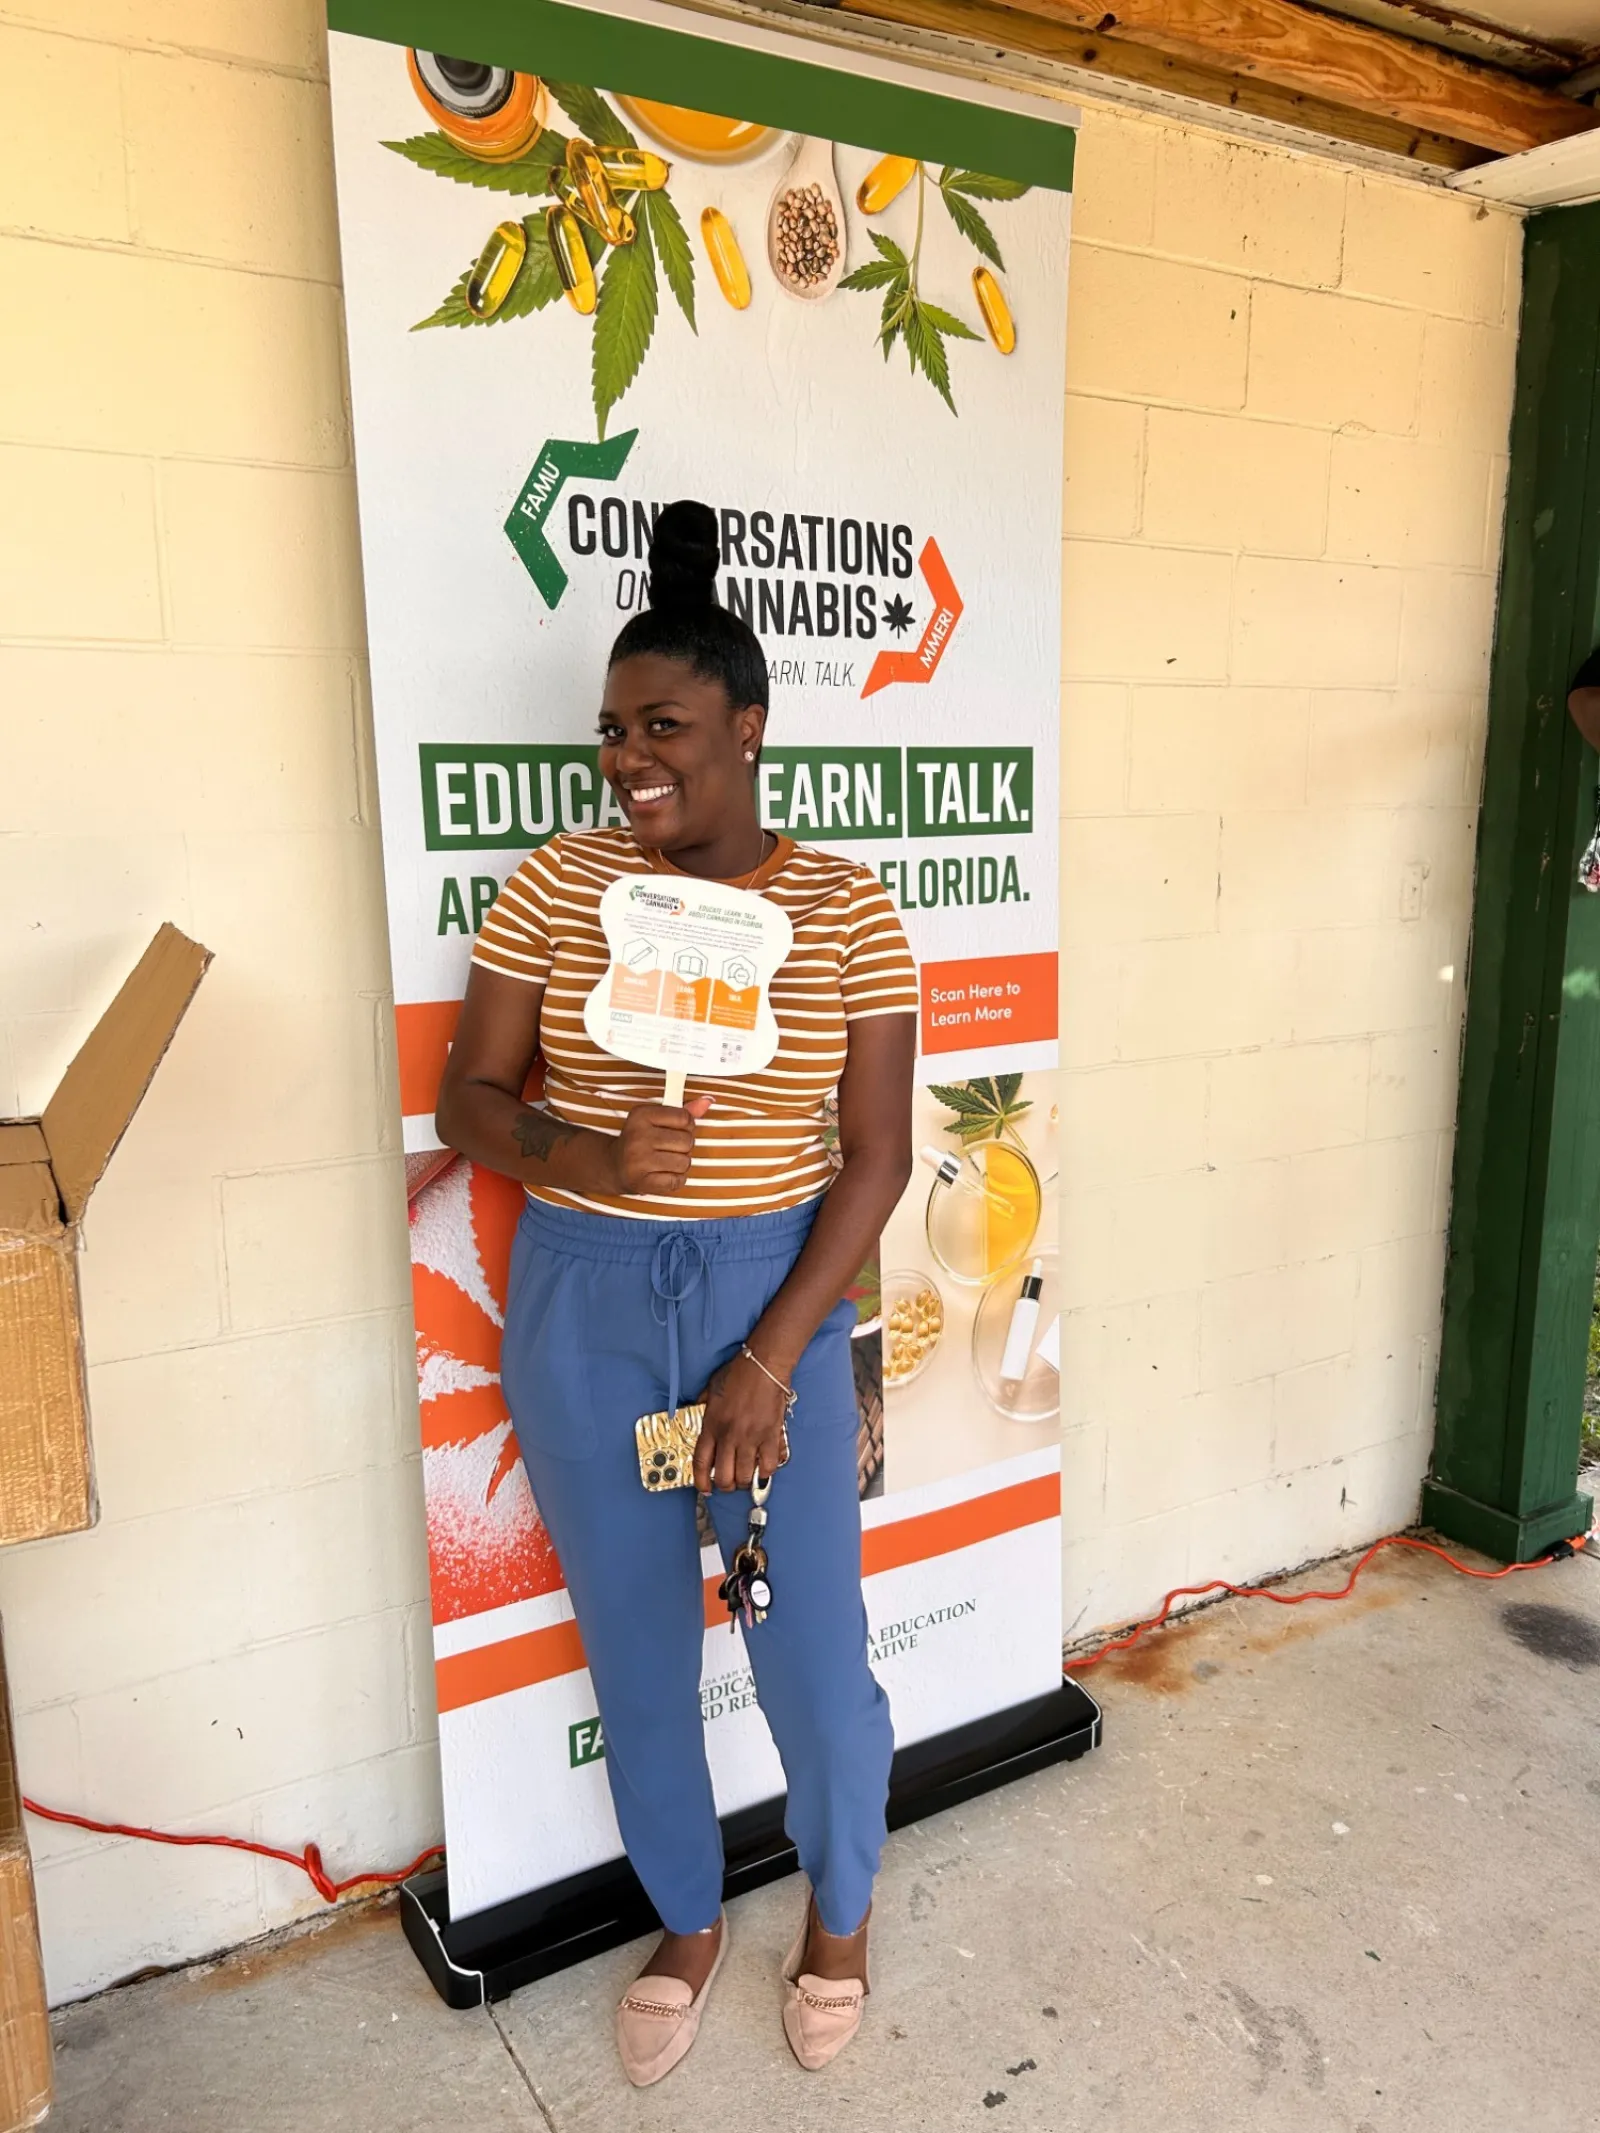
{"left": 795, "top": 1982, "right": 864, "bottom": 2011}
{"left": 619, "top": 1993, "right": 691, "bottom": 2018}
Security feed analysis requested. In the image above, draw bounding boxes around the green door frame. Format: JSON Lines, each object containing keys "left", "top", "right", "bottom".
{"left": 1427, "top": 200, "right": 1600, "bottom": 1563}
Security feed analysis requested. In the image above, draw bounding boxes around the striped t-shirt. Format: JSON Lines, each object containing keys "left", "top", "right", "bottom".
{"left": 471, "top": 829, "right": 920, "bottom": 1218}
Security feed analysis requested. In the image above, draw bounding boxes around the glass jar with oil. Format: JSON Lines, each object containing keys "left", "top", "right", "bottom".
{"left": 924, "top": 1140, "right": 1041, "bottom": 1287}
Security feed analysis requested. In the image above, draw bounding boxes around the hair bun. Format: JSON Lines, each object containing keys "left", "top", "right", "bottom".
{"left": 647, "top": 499, "right": 719, "bottom": 615}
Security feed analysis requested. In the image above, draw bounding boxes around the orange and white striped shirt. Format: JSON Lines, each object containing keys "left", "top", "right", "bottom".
{"left": 472, "top": 829, "right": 919, "bottom": 1218}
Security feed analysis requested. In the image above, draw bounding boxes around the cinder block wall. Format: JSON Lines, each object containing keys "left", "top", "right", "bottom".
{"left": 0, "top": 8, "right": 1516, "bottom": 2001}
{"left": 0, "top": 4, "right": 434, "bottom": 2003}
{"left": 1058, "top": 111, "right": 1516, "bottom": 1636}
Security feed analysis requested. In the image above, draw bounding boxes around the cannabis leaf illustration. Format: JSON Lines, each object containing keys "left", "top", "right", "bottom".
{"left": 883, "top": 593, "right": 915, "bottom": 635}
{"left": 840, "top": 228, "right": 977, "bottom": 415}
{"left": 639, "top": 186, "right": 695, "bottom": 332}
{"left": 593, "top": 209, "right": 659, "bottom": 438}
{"left": 937, "top": 167, "right": 1029, "bottom": 269}
{"left": 544, "top": 79, "right": 632, "bottom": 148}
{"left": 841, "top": 173, "right": 979, "bottom": 413}
{"left": 928, "top": 1074, "right": 1033, "bottom": 1148}
{"left": 383, "top": 129, "right": 566, "bottom": 192}
{"left": 396, "top": 81, "right": 694, "bottom": 430}
{"left": 942, "top": 170, "right": 1032, "bottom": 201}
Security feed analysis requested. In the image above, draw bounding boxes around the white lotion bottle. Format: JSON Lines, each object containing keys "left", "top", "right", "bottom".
{"left": 998, "top": 1259, "right": 1046, "bottom": 1403}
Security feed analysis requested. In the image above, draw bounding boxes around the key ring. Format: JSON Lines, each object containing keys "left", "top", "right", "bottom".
{"left": 750, "top": 1468, "right": 772, "bottom": 1506}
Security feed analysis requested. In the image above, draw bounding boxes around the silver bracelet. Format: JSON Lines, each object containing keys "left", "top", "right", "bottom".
{"left": 740, "top": 1342, "right": 799, "bottom": 1414}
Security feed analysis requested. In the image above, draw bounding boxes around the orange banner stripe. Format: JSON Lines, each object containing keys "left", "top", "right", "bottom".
{"left": 862, "top": 1471, "right": 1059, "bottom": 1580}
{"left": 433, "top": 1471, "right": 1060, "bottom": 1716}
{"left": 396, "top": 999, "right": 462, "bottom": 1119}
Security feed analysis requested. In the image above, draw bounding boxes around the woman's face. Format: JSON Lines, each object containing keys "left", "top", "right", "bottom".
{"left": 598, "top": 652, "right": 765, "bottom": 852}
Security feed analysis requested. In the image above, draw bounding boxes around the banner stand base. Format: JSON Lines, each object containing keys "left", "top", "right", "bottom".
{"left": 400, "top": 1674, "right": 1101, "bottom": 2008}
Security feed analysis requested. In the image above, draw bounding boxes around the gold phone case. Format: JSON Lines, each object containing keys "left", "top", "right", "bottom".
{"left": 635, "top": 1403, "right": 706, "bottom": 1491}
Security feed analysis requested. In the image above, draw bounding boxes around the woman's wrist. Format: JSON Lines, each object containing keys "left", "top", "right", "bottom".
{"left": 572, "top": 1127, "right": 625, "bottom": 1196}
{"left": 739, "top": 1340, "right": 798, "bottom": 1407}
{"left": 743, "top": 1324, "right": 803, "bottom": 1383}
{"left": 511, "top": 1108, "right": 617, "bottom": 1194}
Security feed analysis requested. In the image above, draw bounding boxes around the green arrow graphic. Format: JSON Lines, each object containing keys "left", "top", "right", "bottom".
{"left": 503, "top": 429, "right": 638, "bottom": 609}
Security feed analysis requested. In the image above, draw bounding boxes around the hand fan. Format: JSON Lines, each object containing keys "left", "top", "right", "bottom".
{"left": 583, "top": 874, "right": 794, "bottom": 1105}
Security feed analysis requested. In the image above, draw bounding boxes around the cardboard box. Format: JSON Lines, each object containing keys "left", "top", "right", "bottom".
{"left": 0, "top": 925, "right": 210, "bottom": 1548}
{"left": 0, "top": 1628, "right": 49, "bottom": 2130}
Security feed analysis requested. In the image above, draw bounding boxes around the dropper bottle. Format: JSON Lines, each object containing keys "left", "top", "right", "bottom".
{"left": 919, "top": 1144, "right": 1015, "bottom": 1214}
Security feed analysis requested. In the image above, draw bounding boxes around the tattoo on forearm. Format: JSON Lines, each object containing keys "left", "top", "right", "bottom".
{"left": 512, "top": 1107, "right": 580, "bottom": 1164}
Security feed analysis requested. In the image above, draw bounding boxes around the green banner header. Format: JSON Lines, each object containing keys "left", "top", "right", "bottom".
{"left": 326, "top": 0, "right": 1075, "bottom": 194}
{"left": 420, "top": 741, "right": 1034, "bottom": 849}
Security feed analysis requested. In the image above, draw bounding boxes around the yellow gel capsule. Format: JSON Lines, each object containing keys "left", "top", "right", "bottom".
{"left": 465, "top": 218, "right": 528, "bottom": 318}
{"left": 972, "top": 266, "right": 1016, "bottom": 355}
{"left": 546, "top": 205, "right": 597, "bottom": 315}
{"left": 700, "top": 206, "right": 751, "bottom": 310}
{"left": 595, "top": 146, "right": 670, "bottom": 192}
{"left": 567, "top": 139, "right": 634, "bottom": 245}
{"left": 551, "top": 165, "right": 595, "bottom": 223}
{"left": 554, "top": 165, "right": 633, "bottom": 243}
{"left": 857, "top": 153, "right": 917, "bottom": 215}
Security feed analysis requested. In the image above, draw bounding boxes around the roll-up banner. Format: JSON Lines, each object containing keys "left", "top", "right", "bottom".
{"left": 325, "top": 0, "right": 1088, "bottom": 1970}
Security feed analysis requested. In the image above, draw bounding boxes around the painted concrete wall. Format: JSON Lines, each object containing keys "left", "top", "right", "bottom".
{"left": 1057, "top": 109, "right": 1516, "bottom": 1639}
{"left": 0, "top": 6, "right": 1517, "bottom": 2001}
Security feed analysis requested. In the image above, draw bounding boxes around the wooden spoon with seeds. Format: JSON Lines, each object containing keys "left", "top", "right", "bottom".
{"left": 766, "top": 135, "right": 848, "bottom": 303}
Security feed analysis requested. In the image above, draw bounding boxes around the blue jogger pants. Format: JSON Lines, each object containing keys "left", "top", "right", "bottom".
{"left": 501, "top": 1194, "right": 894, "bottom": 1936}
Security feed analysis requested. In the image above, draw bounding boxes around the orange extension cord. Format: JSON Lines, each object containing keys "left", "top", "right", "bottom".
{"left": 17, "top": 1527, "right": 1591, "bottom": 1900}
{"left": 1064, "top": 1527, "right": 1592, "bottom": 1671}
{"left": 19, "top": 1800, "right": 443, "bottom": 1904}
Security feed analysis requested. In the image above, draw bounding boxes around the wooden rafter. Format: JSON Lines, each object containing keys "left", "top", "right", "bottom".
{"left": 837, "top": 0, "right": 1486, "bottom": 167}
{"left": 985, "top": 0, "right": 1597, "bottom": 154}
{"left": 819, "top": 0, "right": 1599, "bottom": 156}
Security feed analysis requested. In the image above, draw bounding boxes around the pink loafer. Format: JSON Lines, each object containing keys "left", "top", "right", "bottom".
{"left": 615, "top": 1913, "right": 728, "bottom": 2087}
{"left": 780, "top": 1894, "right": 870, "bottom": 2071}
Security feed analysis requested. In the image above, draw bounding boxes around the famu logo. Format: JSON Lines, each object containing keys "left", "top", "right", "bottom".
{"left": 568, "top": 1716, "right": 604, "bottom": 1768}
{"left": 504, "top": 430, "right": 639, "bottom": 609}
{"left": 503, "top": 433, "right": 960, "bottom": 698}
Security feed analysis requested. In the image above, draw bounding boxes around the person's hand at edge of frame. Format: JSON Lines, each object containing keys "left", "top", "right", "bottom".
{"left": 1569, "top": 647, "right": 1600, "bottom": 750}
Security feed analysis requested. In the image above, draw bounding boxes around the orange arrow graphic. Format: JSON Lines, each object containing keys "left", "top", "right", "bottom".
{"left": 862, "top": 537, "right": 963, "bottom": 697}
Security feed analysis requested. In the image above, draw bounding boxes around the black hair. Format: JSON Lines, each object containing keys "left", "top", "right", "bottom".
{"left": 608, "top": 499, "right": 769, "bottom": 712}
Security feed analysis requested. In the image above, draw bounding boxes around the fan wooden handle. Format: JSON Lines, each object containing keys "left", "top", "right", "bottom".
{"left": 663, "top": 1070, "right": 687, "bottom": 1108}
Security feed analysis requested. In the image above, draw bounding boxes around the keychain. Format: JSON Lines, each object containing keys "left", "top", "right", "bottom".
{"left": 717, "top": 1468, "right": 774, "bottom": 1632}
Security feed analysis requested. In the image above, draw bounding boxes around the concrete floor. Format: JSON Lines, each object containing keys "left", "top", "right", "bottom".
{"left": 49, "top": 1537, "right": 1600, "bottom": 2132}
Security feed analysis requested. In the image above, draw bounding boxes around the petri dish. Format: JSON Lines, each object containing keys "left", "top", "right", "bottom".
{"left": 972, "top": 1248, "right": 1061, "bottom": 1423}
{"left": 881, "top": 1269, "right": 945, "bottom": 1391}
{"left": 615, "top": 96, "right": 783, "bottom": 164}
{"left": 925, "top": 1141, "right": 1041, "bottom": 1288}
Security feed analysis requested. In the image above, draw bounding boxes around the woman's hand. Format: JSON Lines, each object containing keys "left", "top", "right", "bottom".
{"left": 605, "top": 1096, "right": 712, "bottom": 1197}
{"left": 693, "top": 1350, "right": 790, "bottom": 1493}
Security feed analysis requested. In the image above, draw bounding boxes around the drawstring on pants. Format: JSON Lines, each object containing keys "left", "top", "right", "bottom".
{"left": 650, "top": 1230, "right": 719, "bottom": 1423}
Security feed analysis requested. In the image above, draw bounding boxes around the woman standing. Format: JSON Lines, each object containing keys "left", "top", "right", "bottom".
{"left": 435, "top": 500, "right": 917, "bottom": 2084}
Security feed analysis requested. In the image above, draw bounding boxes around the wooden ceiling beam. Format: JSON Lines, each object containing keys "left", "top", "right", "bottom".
{"left": 943, "top": 0, "right": 1598, "bottom": 154}
{"left": 836, "top": 0, "right": 1486, "bottom": 168}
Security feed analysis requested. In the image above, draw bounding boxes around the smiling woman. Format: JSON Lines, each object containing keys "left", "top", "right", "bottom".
{"left": 433, "top": 502, "right": 918, "bottom": 2085}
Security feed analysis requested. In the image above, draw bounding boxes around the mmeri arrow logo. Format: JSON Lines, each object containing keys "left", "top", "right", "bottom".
{"left": 861, "top": 538, "right": 963, "bottom": 697}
